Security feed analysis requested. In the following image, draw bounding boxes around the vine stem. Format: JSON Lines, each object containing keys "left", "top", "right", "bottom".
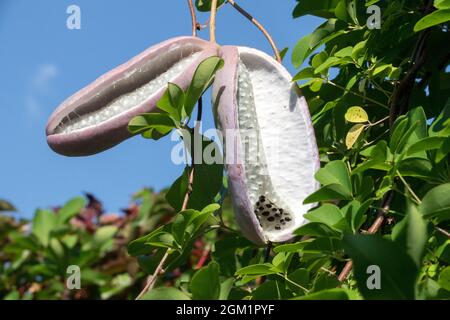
{"left": 396, "top": 170, "right": 421, "bottom": 204}
{"left": 327, "top": 80, "right": 389, "bottom": 110}
{"left": 187, "top": 0, "right": 198, "bottom": 37}
{"left": 210, "top": 0, "right": 218, "bottom": 43}
{"left": 337, "top": 191, "right": 394, "bottom": 282}
{"left": 135, "top": 2, "right": 201, "bottom": 300}
{"left": 226, "top": 0, "right": 281, "bottom": 63}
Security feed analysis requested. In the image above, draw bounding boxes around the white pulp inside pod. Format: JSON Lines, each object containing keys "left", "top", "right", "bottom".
{"left": 236, "top": 51, "right": 318, "bottom": 241}
{"left": 56, "top": 52, "right": 200, "bottom": 134}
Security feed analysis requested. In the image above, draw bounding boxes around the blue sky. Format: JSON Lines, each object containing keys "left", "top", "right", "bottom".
{"left": 0, "top": 0, "right": 320, "bottom": 218}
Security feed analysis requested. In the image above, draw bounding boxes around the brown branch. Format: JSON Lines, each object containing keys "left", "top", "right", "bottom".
{"left": 338, "top": 191, "right": 394, "bottom": 282}
{"left": 226, "top": 0, "right": 281, "bottom": 63}
{"left": 389, "top": 0, "right": 434, "bottom": 127}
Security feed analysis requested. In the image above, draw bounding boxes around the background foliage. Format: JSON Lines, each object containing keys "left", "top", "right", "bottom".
{"left": 1, "top": 0, "right": 450, "bottom": 300}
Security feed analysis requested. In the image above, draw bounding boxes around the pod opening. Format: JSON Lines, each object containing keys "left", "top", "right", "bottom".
{"left": 53, "top": 46, "right": 201, "bottom": 135}
{"left": 235, "top": 47, "right": 319, "bottom": 242}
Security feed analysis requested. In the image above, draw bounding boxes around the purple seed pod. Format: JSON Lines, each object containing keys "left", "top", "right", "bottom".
{"left": 213, "top": 46, "right": 320, "bottom": 244}
{"left": 46, "top": 36, "right": 218, "bottom": 157}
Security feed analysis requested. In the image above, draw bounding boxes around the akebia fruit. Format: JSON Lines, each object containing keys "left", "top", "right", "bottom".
{"left": 46, "top": 36, "right": 217, "bottom": 156}
{"left": 213, "top": 46, "right": 320, "bottom": 244}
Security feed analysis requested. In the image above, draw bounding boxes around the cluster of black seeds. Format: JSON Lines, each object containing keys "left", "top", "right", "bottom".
{"left": 254, "top": 195, "right": 293, "bottom": 231}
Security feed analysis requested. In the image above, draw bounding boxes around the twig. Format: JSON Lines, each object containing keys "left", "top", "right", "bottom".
{"left": 135, "top": 3, "right": 202, "bottom": 300}
{"left": 338, "top": 191, "right": 394, "bottom": 282}
{"left": 396, "top": 170, "right": 421, "bottom": 204}
{"left": 368, "top": 116, "right": 389, "bottom": 127}
{"left": 210, "top": 0, "right": 218, "bottom": 43}
{"left": 436, "top": 226, "right": 450, "bottom": 239}
{"left": 327, "top": 80, "right": 389, "bottom": 110}
{"left": 187, "top": 0, "right": 198, "bottom": 37}
{"left": 227, "top": 0, "right": 281, "bottom": 63}
{"left": 135, "top": 249, "right": 170, "bottom": 300}
{"left": 195, "top": 244, "right": 211, "bottom": 269}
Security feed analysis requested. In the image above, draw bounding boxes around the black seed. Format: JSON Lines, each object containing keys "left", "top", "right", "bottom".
{"left": 272, "top": 208, "right": 277, "bottom": 212}
{"left": 281, "top": 220, "right": 286, "bottom": 225}
{"left": 259, "top": 206, "right": 264, "bottom": 211}
{"left": 266, "top": 204, "right": 272, "bottom": 209}
{"left": 274, "top": 213, "right": 280, "bottom": 218}
{"left": 259, "top": 195, "right": 266, "bottom": 201}
{"left": 279, "top": 208, "right": 284, "bottom": 214}
{"left": 280, "top": 219, "right": 284, "bottom": 223}
{"left": 256, "top": 201, "right": 260, "bottom": 206}
{"left": 275, "top": 225, "right": 281, "bottom": 230}
{"left": 285, "top": 217, "right": 291, "bottom": 222}
{"left": 262, "top": 211, "right": 270, "bottom": 216}
{"left": 267, "top": 217, "right": 275, "bottom": 222}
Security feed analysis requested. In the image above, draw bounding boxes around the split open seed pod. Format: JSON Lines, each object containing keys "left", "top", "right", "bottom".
{"left": 213, "top": 46, "right": 320, "bottom": 244}
{"left": 46, "top": 36, "right": 218, "bottom": 156}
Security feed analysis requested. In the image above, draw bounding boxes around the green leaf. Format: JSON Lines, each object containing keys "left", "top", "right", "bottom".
{"left": 172, "top": 209, "right": 199, "bottom": 246}
{"left": 166, "top": 168, "right": 190, "bottom": 212}
{"left": 294, "top": 222, "right": 342, "bottom": 238}
{"left": 315, "top": 160, "right": 353, "bottom": 195}
{"left": 279, "top": 47, "right": 289, "bottom": 61}
{"left": 141, "top": 287, "right": 191, "bottom": 300}
{"left": 435, "top": 0, "right": 450, "bottom": 9}
{"left": 195, "top": 0, "right": 225, "bottom": 12}
{"left": 419, "top": 183, "right": 450, "bottom": 221}
{"left": 92, "top": 226, "right": 118, "bottom": 249}
{"left": 32, "top": 209, "right": 57, "bottom": 247}
{"left": 56, "top": 197, "right": 85, "bottom": 225}
{"left": 352, "top": 40, "right": 367, "bottom": 59}
{"left": 304, "top": 183, "right": 353, "bottom": 203}
{"left": 438, "top": 266, "right": 450, "bottom": 291}
{"left": 392, "top": 203, "right": 427, "bottom": 267}
{"left": 292, "top": 67, "right": 315, "bottom": 81}
{"left": 334, "top": 46, "right": 354, "bottom": 58}
{"left": 406, "top": 136, "right": 446, "bottom": 155}
{"left": 156, "top": 83, "right": 184, "bottom": 122}
{"left": 304, "top": 204, "right": 346, "bottom": 229}
{"left": 343, "top": 234, "right": 418, "bottom": 299}
{"left": 414, "top": 9, "right": 450, "bottom": 32}
{"left": 184, "top": 56, "right": 224, "bottom": 117}
{"left": 292, "top": 34, "right": 314, "bottom": 68}
{"left": 292, "top": 288, "right": 351, "bottom": 300}
{"left": 127, "top": 226, "right": 173, "bottom": 256}
{"left": 190, "top": 261, "right": 221, "bottom": 300}
{"left": 315, "top": 56, "right": 342, "bottom": 74}
{"left": 128, "top": 113, "right": 175, "bottom": 140}
{"left": 219, "top": 278, "right": 234, "bottom": 300}
{"left": 188, "top": 139, "right": 224, "bottom": 210}
{"left": 235, "top": 263, "right": 278, "bottom": 277}
{"left": 429, "top": 98, "right": 450, "bottom": 137}
{"left": 293, "top": 0, "right": 341, "bottom": 18}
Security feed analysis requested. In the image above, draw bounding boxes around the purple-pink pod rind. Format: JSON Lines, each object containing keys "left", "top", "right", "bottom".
{"left": 212, "top": 46, "right": 267, "bottom": 245}
{"left": 213, "top": 46, "right": 320, "bottom": 245}
{"left": 46, "top": 36, "right": 218, "bottom": 157}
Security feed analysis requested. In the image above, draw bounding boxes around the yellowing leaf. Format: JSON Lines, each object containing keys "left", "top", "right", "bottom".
{"left": 346, "top": 124, "right": 366, "bottom": 149}
{"left": 345, "top": 106, "right": 369, "bottom": 123}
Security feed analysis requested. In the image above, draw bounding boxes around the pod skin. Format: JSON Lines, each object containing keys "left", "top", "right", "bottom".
{"left": 213, "top": 46, "right": 320, "bottom": 244}
{"left": 46, "top": 36, "right": 218, "bottom": 156}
